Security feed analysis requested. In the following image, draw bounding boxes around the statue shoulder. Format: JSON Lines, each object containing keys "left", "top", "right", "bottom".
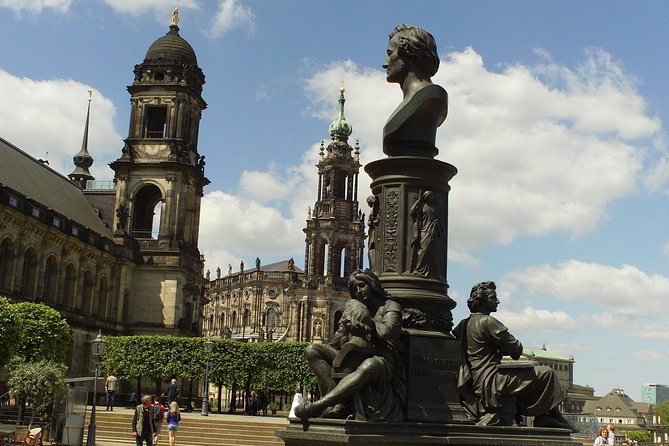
{"left": 383, "top": 299, "right": 402, "bottom": 313}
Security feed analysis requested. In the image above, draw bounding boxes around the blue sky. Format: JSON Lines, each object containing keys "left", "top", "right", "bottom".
{"left": 1, "top": 0, "right": 669, "bottom": 400}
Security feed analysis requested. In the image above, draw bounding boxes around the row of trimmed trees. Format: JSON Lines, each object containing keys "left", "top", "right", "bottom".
{"left": 0, "top": 296, "right": 71, "bottom": 426}
{"left": 101, "top": 336, "right": 316, "bottom": 412}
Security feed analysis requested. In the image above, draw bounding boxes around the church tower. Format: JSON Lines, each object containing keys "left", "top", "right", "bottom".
{"left": 110, "top": 11, "right": 209, "bottom": 335}
{"left": 303, "top": 87, "right": 365, "bottom": 289}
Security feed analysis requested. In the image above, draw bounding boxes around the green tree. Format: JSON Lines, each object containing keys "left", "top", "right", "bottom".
{"left": 7, "top": 358, "right": 67, "bottom": 427}
{"left": 11, "top": 302, "right": 70, "bottom": 362}
{"left": 656, "top": 400, "right": 669, "bottom": 427}
{"left": 0, "top": 296, "right": 19, "bottom": 370}
{"left": 625, "top": 429, "right": 651, "bottom": 442}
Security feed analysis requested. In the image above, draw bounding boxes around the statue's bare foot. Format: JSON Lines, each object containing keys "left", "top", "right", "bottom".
{"left": 293, "top": 402, "right": 312, "bottom": 430}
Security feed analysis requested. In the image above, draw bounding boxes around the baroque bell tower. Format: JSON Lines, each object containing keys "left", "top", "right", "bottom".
{"left": 110, "top": 10, "right": 209, "bottom": 335}
{"left": 303, "top": 88, "right": 365, "bottom": 289}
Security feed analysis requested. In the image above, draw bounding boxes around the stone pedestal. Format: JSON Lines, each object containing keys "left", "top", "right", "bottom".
{"left": 276, "top": 419, "right": 582, "bottom": 446}
{"left": 365, "top": 156, "right": 457, "bottom": 332}
{"left": 402, "top": 329, "right": 466, "bottom": 423}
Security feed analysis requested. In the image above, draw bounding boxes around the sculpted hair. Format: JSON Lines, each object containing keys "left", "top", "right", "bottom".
{"left": 389, "top": 24, "right": 440, "bottom": 77}
{"left": 467, "top": 281, "right": 496, "bottom": 312}
{"left": 348, "top": 268, "right": 392, "bottom": 301}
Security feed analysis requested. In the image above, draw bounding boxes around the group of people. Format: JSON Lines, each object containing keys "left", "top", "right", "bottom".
{"left": 249, "top": 389, "right": 269, "bottom": 416}
{"left": 132, "top": 394, "right": 181, "bottom": 446}
{"left": 593, "top": 425, "right": 617, "bottom": 445}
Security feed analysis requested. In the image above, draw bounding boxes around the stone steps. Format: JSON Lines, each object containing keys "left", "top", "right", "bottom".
{"left": 85, "top": 409, "right": 286, "bottom": 446}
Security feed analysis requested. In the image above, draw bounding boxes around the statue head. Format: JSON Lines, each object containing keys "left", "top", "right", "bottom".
{"left": 467, "top": 281, "right": 499, "bottom": 314}
{"left": 348, "top": 268, "right": 390, "bottom": 306}
{"left": 385, "top": 25, "right": 439, "bottom": 84}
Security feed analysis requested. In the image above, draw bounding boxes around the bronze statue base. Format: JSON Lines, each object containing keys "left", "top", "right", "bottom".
{"left": 276, "top": 419, "right": 581, "bottom": 446}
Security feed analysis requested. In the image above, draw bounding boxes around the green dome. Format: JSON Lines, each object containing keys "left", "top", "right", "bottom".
{"left": 328, "top": 87, "right": 353, "bottom": 139}
{"left": 145, "top": 25, "right": 197, "bottom": 65}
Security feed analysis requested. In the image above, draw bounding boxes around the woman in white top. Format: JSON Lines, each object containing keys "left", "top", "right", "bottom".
{"left": 288, "top": 387, "right": 303, "bottom": 419}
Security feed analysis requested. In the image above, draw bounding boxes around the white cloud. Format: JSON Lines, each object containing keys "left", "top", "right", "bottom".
{"left": 496, "top": 307, "right": 577, "bottom": 333}
{"left": 239, "top": 169, "right": 291, "bottom": 203}
{"left": 501, "top": 261, "right": 669, "bottom": 340}
{"left": 309, "top": 48, "right": 664, "bottom": 254}
{"left": 102, "top": 0, "right": 199, "bottom": 19}
{"left": 199, "top": 189, "right": 305, "bottom": 272}
{"left": 0, "top": 0, "right": 72, "bottom": 13}
{"left": 207, "top": 0, "right": 255, "bottom": 39}
{"left": 0, "top": 70, "right": 121, "bottom": 179}
{"left": 629, "top": 350, "right": 666, "bottom": 362}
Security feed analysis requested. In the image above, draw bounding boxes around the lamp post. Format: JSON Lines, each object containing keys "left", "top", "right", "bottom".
{"left": 201, "top": 338, "right": 213, "bottom": 416}
{"left": 86, "top": 330, "right": 107, "bottom": 446}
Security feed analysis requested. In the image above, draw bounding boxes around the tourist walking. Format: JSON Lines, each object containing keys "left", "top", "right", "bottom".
{"left": 105, "top": 373, "right": 118, "bottom": 411}
{"left": 166, "top": 401, "right": 181, "bottom": 446}
{"left": 152, "top": 397, "right": 166, "bottom": 445}
{"left": 132, "top": 395, "right": 156, "bottom": 446}
{"left": 162, "top": 378, "right": 179, "bottom": 405}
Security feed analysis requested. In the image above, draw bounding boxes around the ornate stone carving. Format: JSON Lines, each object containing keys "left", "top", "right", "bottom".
{"left": 383, "top": 189, "right": 399, "bottom": 272}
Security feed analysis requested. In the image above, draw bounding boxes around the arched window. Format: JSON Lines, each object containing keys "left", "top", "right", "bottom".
{"left": 43, "top": 256, "right": 58, "bottom": 303}
{"left": 97, "top": 276, "right": 108, "bottom": 319}
{"left": 0, "top": 238, "right": 15, "bottom": 292}
{"left": 266, "top": 306, "right": 279, "bottom": 327}
{"left": 21, "top": 247, "right": 38, "bottom": 299}
{"left": 63, "top": 263, "right": 77, "bottom": 309}
{"left": 231, "top": 311, "right": 237, "bottom": 329}
{"left": 81, "top": 271, "right": 94, "bottom": 315}
{"left": 131, "top": 184, "right": 163, "bottom": 239}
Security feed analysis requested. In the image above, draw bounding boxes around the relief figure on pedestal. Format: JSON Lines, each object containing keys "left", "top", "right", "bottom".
{"left": 383, "top": 24, "right": 448, "bottom": 157}
{"left": 453, "top": 281, "right": 574, "bottom": 429}
{"left": 409, "top": 190, "right": 443, "bottom": 277}
{"left": 295, "top": 269, "right": 406, "bottom": 422}
{"left": 366, "top": 195, "right": 380, "bottom": 271}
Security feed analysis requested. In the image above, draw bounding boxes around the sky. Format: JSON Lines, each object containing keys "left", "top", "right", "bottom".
{"left": 1, "top": 0, "right": 669, "bottom": 401}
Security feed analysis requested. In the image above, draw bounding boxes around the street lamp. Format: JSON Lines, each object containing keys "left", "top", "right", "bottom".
{"left": 201, "top": 338, "right": 214, "bottom": 416}
{"left": 86, "top": 330, "right": 107, "bottom": 446}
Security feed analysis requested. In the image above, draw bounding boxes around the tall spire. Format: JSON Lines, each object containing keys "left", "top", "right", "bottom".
{"left": 68, "top": 90, "right": 95, "bottom": 188}
{"left": 328, "top": 86, "right": 353, "bottom": 141}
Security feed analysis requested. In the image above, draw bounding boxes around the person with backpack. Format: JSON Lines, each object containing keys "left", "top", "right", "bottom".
{"left": 166, "top": 401, "right": 181, "bottom": 446}
{"left": 151, "top": 396, "right": 166, "bottom": 445}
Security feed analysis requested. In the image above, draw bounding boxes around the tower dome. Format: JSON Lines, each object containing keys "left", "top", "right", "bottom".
{"left": 328, "top": 87, "right": 353, "bottom": 140}
{"left": 144, "top": 25, "right": 197, "bottom": 66}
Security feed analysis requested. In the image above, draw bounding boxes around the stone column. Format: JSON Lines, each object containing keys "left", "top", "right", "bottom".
{"left": 365, "top": 156, "right": 457, "bottom": 332}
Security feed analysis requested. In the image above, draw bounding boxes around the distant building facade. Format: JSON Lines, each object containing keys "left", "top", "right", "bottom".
{"left": 0, "top": 20, "right": 208, "bottom": 375}
{"left": 202, "top": 88, "right": 366, "bottom": 343}
{"left": 641, "top": 383, "right": 669, "bottom": 405}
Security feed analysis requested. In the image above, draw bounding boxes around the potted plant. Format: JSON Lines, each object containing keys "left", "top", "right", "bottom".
{"left": 267, "top": 402, "right": 278, "bottom": 415}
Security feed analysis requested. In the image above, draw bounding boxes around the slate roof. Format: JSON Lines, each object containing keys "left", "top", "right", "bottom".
{"left": 0, "top": 136, "right": 113, "bottom": 238}
{"left": 582, "top": 389, "right": 645, "bottom": 422}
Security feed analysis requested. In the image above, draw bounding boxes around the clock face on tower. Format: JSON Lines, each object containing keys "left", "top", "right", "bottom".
{"left": 268, "top": 288, "right": 277, "bottom": 299}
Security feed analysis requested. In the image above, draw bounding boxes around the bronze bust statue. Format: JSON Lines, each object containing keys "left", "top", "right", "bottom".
{"left": 382, "top": 25, "right": 448, "bottom": 158}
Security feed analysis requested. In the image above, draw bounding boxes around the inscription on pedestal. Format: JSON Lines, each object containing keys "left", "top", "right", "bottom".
{"left": 402, "top": 331, "right": 467, "bottom": 423}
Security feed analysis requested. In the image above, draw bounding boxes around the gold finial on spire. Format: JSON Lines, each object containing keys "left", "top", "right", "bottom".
{"left": 87, "top": 89, "right": 93, "bottom": 102}
{"left": 340, "top": 80, "right": 345, "bottom": 94}
{"left": 171, "top": 7, "right": 179, "bottom": 26}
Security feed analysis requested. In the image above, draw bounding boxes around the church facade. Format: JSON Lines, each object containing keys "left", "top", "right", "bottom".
{"left": 0, "top": 19, "right": 208, "bottom": 376}
{"left": 202, "top": 87, "right": 366, "bottom": 344}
